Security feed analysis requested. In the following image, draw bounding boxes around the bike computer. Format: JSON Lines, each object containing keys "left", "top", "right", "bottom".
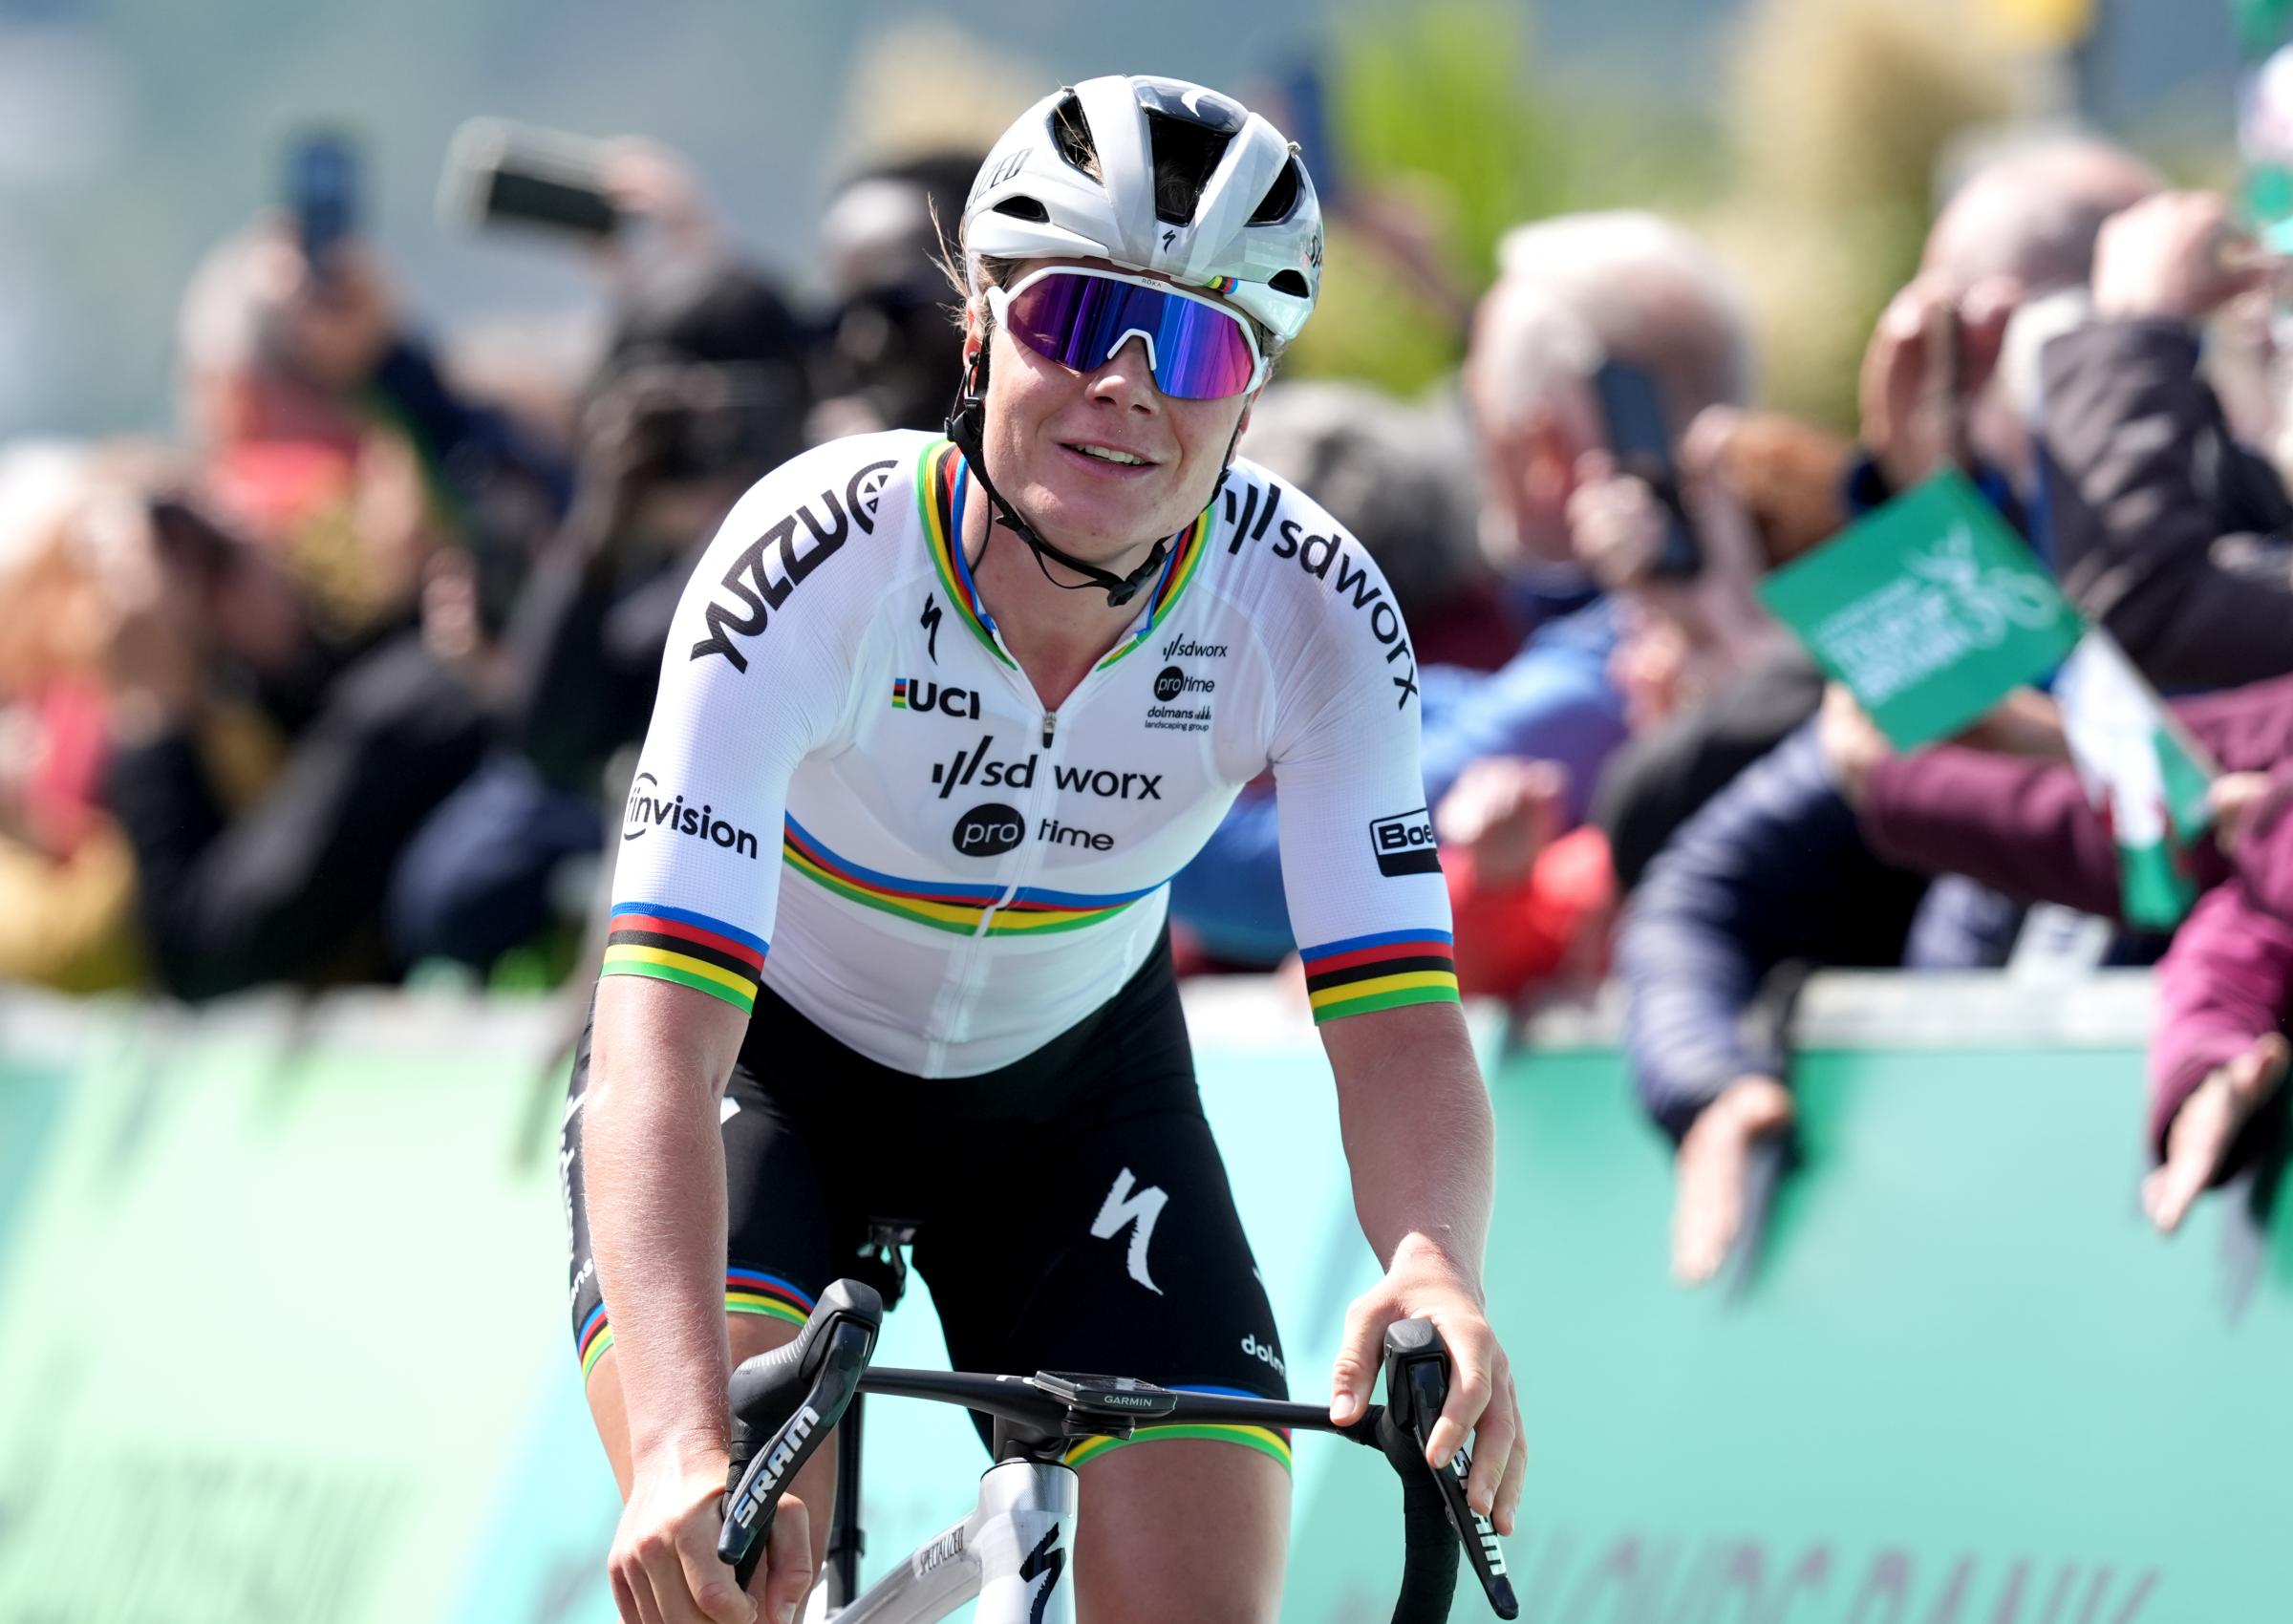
{"left": 1029, "top": 1371, "right": 1180, "bottom": 1420}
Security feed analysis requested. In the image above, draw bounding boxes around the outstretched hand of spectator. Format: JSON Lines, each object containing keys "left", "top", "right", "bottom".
{"left": 1858, "top": 273, "right": 2018, "bottom": 493}
{"left": 1815, "top": 683, "right": 1893, "bottom": 810}
{"left": 2142, "top": 1033, "right": 2291, "bottom": 1235}
{"left": 1672, "top": 1075, "right": 1793, "bottom": 1285}
{"left": 1433, "top": 758, "right": 1569, "bottom": 887}
{"left": 2209, "top": 770, "right": 2288, "bottom": 853}
{"left": 591, "top": 137, "right": 720, "bottom": 285}
{"left": 2091, "top": 191, "right": 2266, "bottom": 326}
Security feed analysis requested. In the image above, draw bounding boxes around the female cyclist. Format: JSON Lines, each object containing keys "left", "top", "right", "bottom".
{"left": 565, "top": 74, "right": 1526, "bottom": 1624}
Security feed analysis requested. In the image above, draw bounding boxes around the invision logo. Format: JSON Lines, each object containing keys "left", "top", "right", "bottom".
{"left": 623, "top": 773, "right": 761, "bottom": 859}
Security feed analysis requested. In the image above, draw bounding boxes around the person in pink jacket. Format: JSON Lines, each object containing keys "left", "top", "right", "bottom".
{"left": 1823, "top": 674, "right": 2293, "bottom": 1234}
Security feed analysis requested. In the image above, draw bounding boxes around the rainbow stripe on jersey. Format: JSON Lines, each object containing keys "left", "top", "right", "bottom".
{"left": 782, "top": 814, "right": 1162, "bottom": 936}
{"left": 1061, "top": 1385, "right": 1292, "bottom": 1473}
{"left": 914, "top": 438, "right": 1214, "bottom": 674}
{"left": 1300, "top": 929, "right": 1460, "bottom": 1024}
{"left": 575, "top": 1270, "right": 816, "bottom": 1380}
{"left": 601, "top": 903, "right": 766, "bottom": 1014}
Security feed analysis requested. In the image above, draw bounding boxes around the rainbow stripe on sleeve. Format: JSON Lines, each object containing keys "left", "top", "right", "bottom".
{"left": 1061, "top": 1386, "right": 1292, "bottom": 1473}
{"left": 601, "top": 902, "right": 766, "bottom": 1014}
{"left": 1299, "top": 929, "right": 1460, "bottom": 1024}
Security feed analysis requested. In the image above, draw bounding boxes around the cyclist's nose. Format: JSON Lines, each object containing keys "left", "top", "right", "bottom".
{"left": 1086, "top": 335, "right": 1164, "bottom": 413}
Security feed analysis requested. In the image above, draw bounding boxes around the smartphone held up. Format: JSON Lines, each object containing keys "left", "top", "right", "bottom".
{"left": 439, "top": 118, "right": 620, "bottom": 241}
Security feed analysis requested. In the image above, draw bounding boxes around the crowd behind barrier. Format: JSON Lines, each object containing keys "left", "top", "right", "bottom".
{"left": 1, "top": 70, "right": 2291, "bottom": 1314}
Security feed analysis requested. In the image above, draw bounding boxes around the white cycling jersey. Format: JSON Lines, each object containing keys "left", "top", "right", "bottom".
{"left": 604, "top": 430, "right": 1457, "bottom": 1075}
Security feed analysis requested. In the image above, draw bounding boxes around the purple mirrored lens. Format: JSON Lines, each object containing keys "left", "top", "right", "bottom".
{"left": 1005, "top": 273, "right": 1256, "bottom": 399}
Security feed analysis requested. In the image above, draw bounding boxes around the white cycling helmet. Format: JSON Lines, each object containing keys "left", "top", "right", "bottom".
{"left": 960, "top": 75, "right": 1323, "bottom": 344}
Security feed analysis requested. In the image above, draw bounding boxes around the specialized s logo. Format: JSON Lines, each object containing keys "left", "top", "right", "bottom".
{"left": 892, "top": 677, "right": 980, "bottom": 718}
{"left": 1019, "top": 1527, "right": 1065, "bottom": 1624}
{"left": 1090, "top": 1167, "right": 1167, "bottom": 1295}
{"left": 920, "top": 592, "right": 943, "bottom": 664}
{"left": 690, "top": 459, "right": 895, "bottom": 671}
{"left": 622, "top": 773, "right": 761, "bottom": 859}
{"left": 1370, "top": 807, "right": 1439, "bottom": 877}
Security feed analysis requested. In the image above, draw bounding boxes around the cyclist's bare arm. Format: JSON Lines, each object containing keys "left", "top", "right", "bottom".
{"left": 587, "top": 972, "right": 812, "bottom": 1624}
{"left": 1320, "top": 1001, "right": 1525, "bottom": 1535}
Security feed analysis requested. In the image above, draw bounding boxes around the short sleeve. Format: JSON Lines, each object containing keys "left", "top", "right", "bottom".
{"left": 603, "top": 449, "right": 874, "bottom": 1013}
{"left": 1268, "top": 544, "right": 1459, "bottom": 1024}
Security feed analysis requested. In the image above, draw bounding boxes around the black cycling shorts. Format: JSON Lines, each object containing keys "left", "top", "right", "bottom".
{"left": 562, "top": 932, "right": 1293, "bottom": 1471}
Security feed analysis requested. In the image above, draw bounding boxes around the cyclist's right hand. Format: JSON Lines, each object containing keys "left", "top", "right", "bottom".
{"left": 611, "top": 1441, "right": 813, "bottom": 1624}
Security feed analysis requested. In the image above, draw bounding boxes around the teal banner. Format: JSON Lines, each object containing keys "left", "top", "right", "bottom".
{"left": 0, "top": 979, "right": 2281, "bottom": 1622}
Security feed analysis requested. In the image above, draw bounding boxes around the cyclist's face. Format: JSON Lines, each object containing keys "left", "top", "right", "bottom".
{"left": 969, "top": 259, "right": 1254, "bottom": 562}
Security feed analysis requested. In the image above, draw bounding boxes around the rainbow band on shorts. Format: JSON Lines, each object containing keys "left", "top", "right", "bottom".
{"left": 575, "top": 1270, "right": 820, "bottom": 1380}
{"left": 1300, "top": 929, "right": 1460, "bottom": 1024}
{"left": 600, "top": 902, "right": 766, "bottom": 1014}
{"left": 1061, "top": 1385, "right": 1293, "bottom": 1473}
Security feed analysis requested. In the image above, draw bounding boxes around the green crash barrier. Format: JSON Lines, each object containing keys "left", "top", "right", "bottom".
{"left": 0, "top": 974, "right": 2281, "bottom": 1621}
{"left": 1291, "top": 973, "right": 2293, "bottom": 1623}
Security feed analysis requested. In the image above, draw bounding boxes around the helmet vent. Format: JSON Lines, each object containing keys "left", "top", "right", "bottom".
{"left": 1270, "top": 269, "right": 1312, "bottom": 298}
{"left": 993, "top": 195, "right": 1050, "bottom": 222}
{"left": 1050, "top": 93, "right": 1102, "bottom": 181}
{"left": 1144, "top": 109, "right": 1233, "bottom": 226}
{"left": 1248, "top": 157, "right": 1303, "bottom": 224}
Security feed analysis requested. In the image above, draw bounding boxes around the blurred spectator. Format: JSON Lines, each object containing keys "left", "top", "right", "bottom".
{"left": 388, "top": 257, "right": 817, "bottom": 971}
{"left": 175, "top": 220, "right": 570, "bottom": 644}
{"left": 1174, "top": 209, "right": 1760, "bottom": 969}
{"left": 1465, "top": 211, "right": 1755, "bottom": 628}
{"left": 1234, "top": 381, "right": 1511, "bottom": 672}
{"left": 1588, "top": 412, "right": 1853, "bottom": 888}
{"left": 0, "top": 442, "right": 145, "bottom": 992}
{"left": 807, "top": 152, "right": 980, "bottom": 440}
{"left": 2039, "top": 190, "right": 2293, "bottom": 690}
{"left": 1617, "top": 137, "right": 2166, "bottom": 1286}
{"left": 92, "top": 484, "right": 490, "bottom": 1001}
{"left": 1857, "top": 138, "right": 2162, "bottom": 505}
{"left": 1823, "top": 676, "right": 2293, "bottom": 1236}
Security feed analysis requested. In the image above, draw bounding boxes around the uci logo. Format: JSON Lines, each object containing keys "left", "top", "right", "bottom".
{"left": 951, "top": 801, "right": 1025, "bottom": 858}
{"left": 893, "top": 677, "right": 981, "bottom": 718}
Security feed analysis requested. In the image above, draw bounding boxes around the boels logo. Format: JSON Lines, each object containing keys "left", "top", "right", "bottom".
{"left": 951, "top": 801, "right": 1026, "bottom": 858}
{"left": 892, "top": 677, "right": 980, "bottom": 719}
{"left": 1369, "top": 806, "right": 1439, "bottom": 877}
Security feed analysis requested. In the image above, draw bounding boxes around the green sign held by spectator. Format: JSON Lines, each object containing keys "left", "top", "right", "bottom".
{"left": 1760, "top": 471, "right": 2215, "bottom": 928}
{"left": 1757, "top": 471, "right": 2081, "bottom": 750}
{"left": 2235, "top": 0, "right": 2293, "bottom": 246}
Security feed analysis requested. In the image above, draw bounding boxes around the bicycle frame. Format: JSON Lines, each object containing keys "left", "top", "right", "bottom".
{"left": 804, "top": 1454, "right": 1077, "bottom": 1624}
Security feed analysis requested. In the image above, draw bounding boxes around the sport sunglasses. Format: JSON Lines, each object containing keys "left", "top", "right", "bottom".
{"left": 986, "top": 266, "right": 1269, "bottom": 401}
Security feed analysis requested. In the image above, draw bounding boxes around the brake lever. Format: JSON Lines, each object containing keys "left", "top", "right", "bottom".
{"left": 719, "top": 1314, "right": 878, "bottom": 1578}
{"left": 1388, "top": 1322, "right": 1520, "bottom": 1619}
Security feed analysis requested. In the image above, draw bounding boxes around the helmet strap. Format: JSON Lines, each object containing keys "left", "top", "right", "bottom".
{"left": 943, "top": 342, "right": 1198, "bottom": 610}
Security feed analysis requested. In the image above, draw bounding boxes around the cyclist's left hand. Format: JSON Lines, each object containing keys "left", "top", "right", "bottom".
{"left": 1329, "top": 1235, "right": 1526, "bottom": 1535}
